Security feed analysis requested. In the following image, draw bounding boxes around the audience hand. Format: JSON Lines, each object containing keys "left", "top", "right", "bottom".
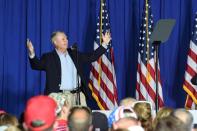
{"left": 60, "top": 101, "right": 71, "bottom": 120}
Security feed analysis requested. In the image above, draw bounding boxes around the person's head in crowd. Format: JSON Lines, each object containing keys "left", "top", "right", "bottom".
{"left": 0, "top": 113, "right": 19, "bottom": 126}
{"left": 154, "top": 116, "right": 187, "bottom": 131}
{"left": 50, "top": 31, "right": 68, "bottom": 53}
{"left": 5, "top": 125, "right": 21, "bottom": 131}
{"left": 112, "top": 117, "right": 144, "bottom": 131}
{"left": 68, "top": 106, "right": 92, "bottom": 131}
{"left": 108, "top": 106, "right": 138, "bottom": 128}
{"left": 133, "top": 101, "right": 152, "bottom": 131}
{"left": 119, "top": 97, "right": 137, "bottom": 107}
{"left": 171, "top": 108, "right": 193, "bottom": 131}
{"left": 92, "top": 112, "right": 108, "bottom": 131}
{"left": 23, "top": 95, "right": 57, "bottom": 131}
{"left": 0, "top": 110, "right": 6, "bottom": 115}
{"left": 152, "top": 107, "right": 173, "bottom": 129}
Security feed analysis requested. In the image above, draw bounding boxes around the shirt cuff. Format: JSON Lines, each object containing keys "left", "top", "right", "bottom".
{"left": 101, "top": 43, "right": 108, "bottom": 49}
{"left": 29, "top": 53, "right": 35, "bottom": 59}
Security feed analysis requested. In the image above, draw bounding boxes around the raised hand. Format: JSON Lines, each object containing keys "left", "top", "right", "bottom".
{"left": 26, "top": 39, "right": 35, "bottom": 56}
{"left": 59, "top": 100, "right": 71, "bottom": 120}
{"left": 102, "top": 30, "right": 111, "bottom": 45}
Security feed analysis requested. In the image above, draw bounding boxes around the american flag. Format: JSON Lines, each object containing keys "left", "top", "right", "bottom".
{"left": 88, "top": 0, "right": 118, "bottom": 110}
{"left": 183, "top": 13, "right": 197, "bottom": 109}
{"left": 136, "top": 0, "right": 164, "bottom": 109}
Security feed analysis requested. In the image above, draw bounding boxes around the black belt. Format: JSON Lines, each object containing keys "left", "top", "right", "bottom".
{"left": 70, "top": 89, "right": 81, "bottom": 94}
{"left": 59, "top": 88, "right": 81, "bottom": 94}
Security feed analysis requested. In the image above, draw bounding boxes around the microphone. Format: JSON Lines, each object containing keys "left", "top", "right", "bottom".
{"left": 71, "top": 43, "right": 77, "bottom": 50}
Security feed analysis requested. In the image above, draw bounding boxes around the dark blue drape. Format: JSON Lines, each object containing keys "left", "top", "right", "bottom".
{"left": 0, "top": 0, "right": 197, "bottom": 117}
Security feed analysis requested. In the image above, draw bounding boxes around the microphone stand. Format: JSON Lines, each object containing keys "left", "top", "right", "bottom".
{"left": 153, "top": 41, "right": 161, "bottom": 114}
{"left": 74, "top": 45, "right": 81, "bottom": 105}
{"left": 149, "top": 19, "right": 176, "bottom": 113}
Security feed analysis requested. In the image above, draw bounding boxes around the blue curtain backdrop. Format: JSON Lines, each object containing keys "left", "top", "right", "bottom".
{"left": 0, "top": 0, "right": 197, "bottom": 117}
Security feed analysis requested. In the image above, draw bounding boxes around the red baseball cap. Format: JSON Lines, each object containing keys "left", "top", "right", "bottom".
{"left": 24, "top": 95, "right": 57, "bottom": 131}
{"left": 0, "top": 110, "right": 6, "bottom": 114}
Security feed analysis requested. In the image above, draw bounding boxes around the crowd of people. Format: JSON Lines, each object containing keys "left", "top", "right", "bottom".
{"left": 0, "top": 96, "right": 196, "bottom": 131}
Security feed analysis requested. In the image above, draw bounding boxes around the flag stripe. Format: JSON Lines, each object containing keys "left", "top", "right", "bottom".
{"left": 90, "top": 65, "right": 115, "bottom": 100}
{"left": 91, "top": 59, "right": 115, "bottom": 93}
{"left": 136, "top": 82, "right": 145, "bottom": 99}
{"left": 138, "top": 63, "right": 164, "bottom": 106}
{"left": 185, "top": 64, "right": 196, "bottom": 77}
{"left": 89, "top": 74, "right": 115, "bottom": 108}
{"left": 100, "top": 58, "right": 115, "bottom": 87}
{"left": 89, "top": 80, "right": 108, "bottom": 109}
{"left": 137, "top": 71, "right": 155, "bottom": 105}
{"left": 185, "top": 95, "right": 196, "bottom": 109}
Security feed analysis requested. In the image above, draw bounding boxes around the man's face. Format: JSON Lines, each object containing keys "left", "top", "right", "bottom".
{"left": 53, "top": 32, "right": 68, "bottom": 51}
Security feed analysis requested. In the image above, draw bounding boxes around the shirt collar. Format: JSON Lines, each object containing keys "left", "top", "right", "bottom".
{"left": 55, "top": 49, "right": 68, "bottom": 56}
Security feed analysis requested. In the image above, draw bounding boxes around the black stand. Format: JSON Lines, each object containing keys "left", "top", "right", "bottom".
{"left": 76, "top": 74, "right": 81, "bottom": 105}
{"left": 150, "top": 19, "right": 175, "bottom": 113}
{"left": 72, "top": 44, "right": 81, "bottom": 105}
{"left": 153, "top": 41, "right": 161, "bottom": 113}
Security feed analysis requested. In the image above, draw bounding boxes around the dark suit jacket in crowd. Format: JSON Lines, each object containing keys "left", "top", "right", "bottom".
{"left": 29, "top": 46, "right": 107, "bottom": 96}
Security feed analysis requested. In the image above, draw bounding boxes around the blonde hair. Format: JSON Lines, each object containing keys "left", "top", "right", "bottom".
{"left": 0, "top": 113, "right": 19, "bottom": 126}
{"left": 154, "top": 116, "right": 187, "bottom": 131}
{"left": 133, "top": 102, "right": 152, "bottom": 131}
{"left": 119, "top": 97, "right": 137, "bottom": 107}
{"left": 152, "top": 107, "right": 173, "bottom": 129}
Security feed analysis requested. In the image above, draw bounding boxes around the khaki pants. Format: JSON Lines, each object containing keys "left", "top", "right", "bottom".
{"left": 49, "top": 91, "right": 87, "bottom": 112}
